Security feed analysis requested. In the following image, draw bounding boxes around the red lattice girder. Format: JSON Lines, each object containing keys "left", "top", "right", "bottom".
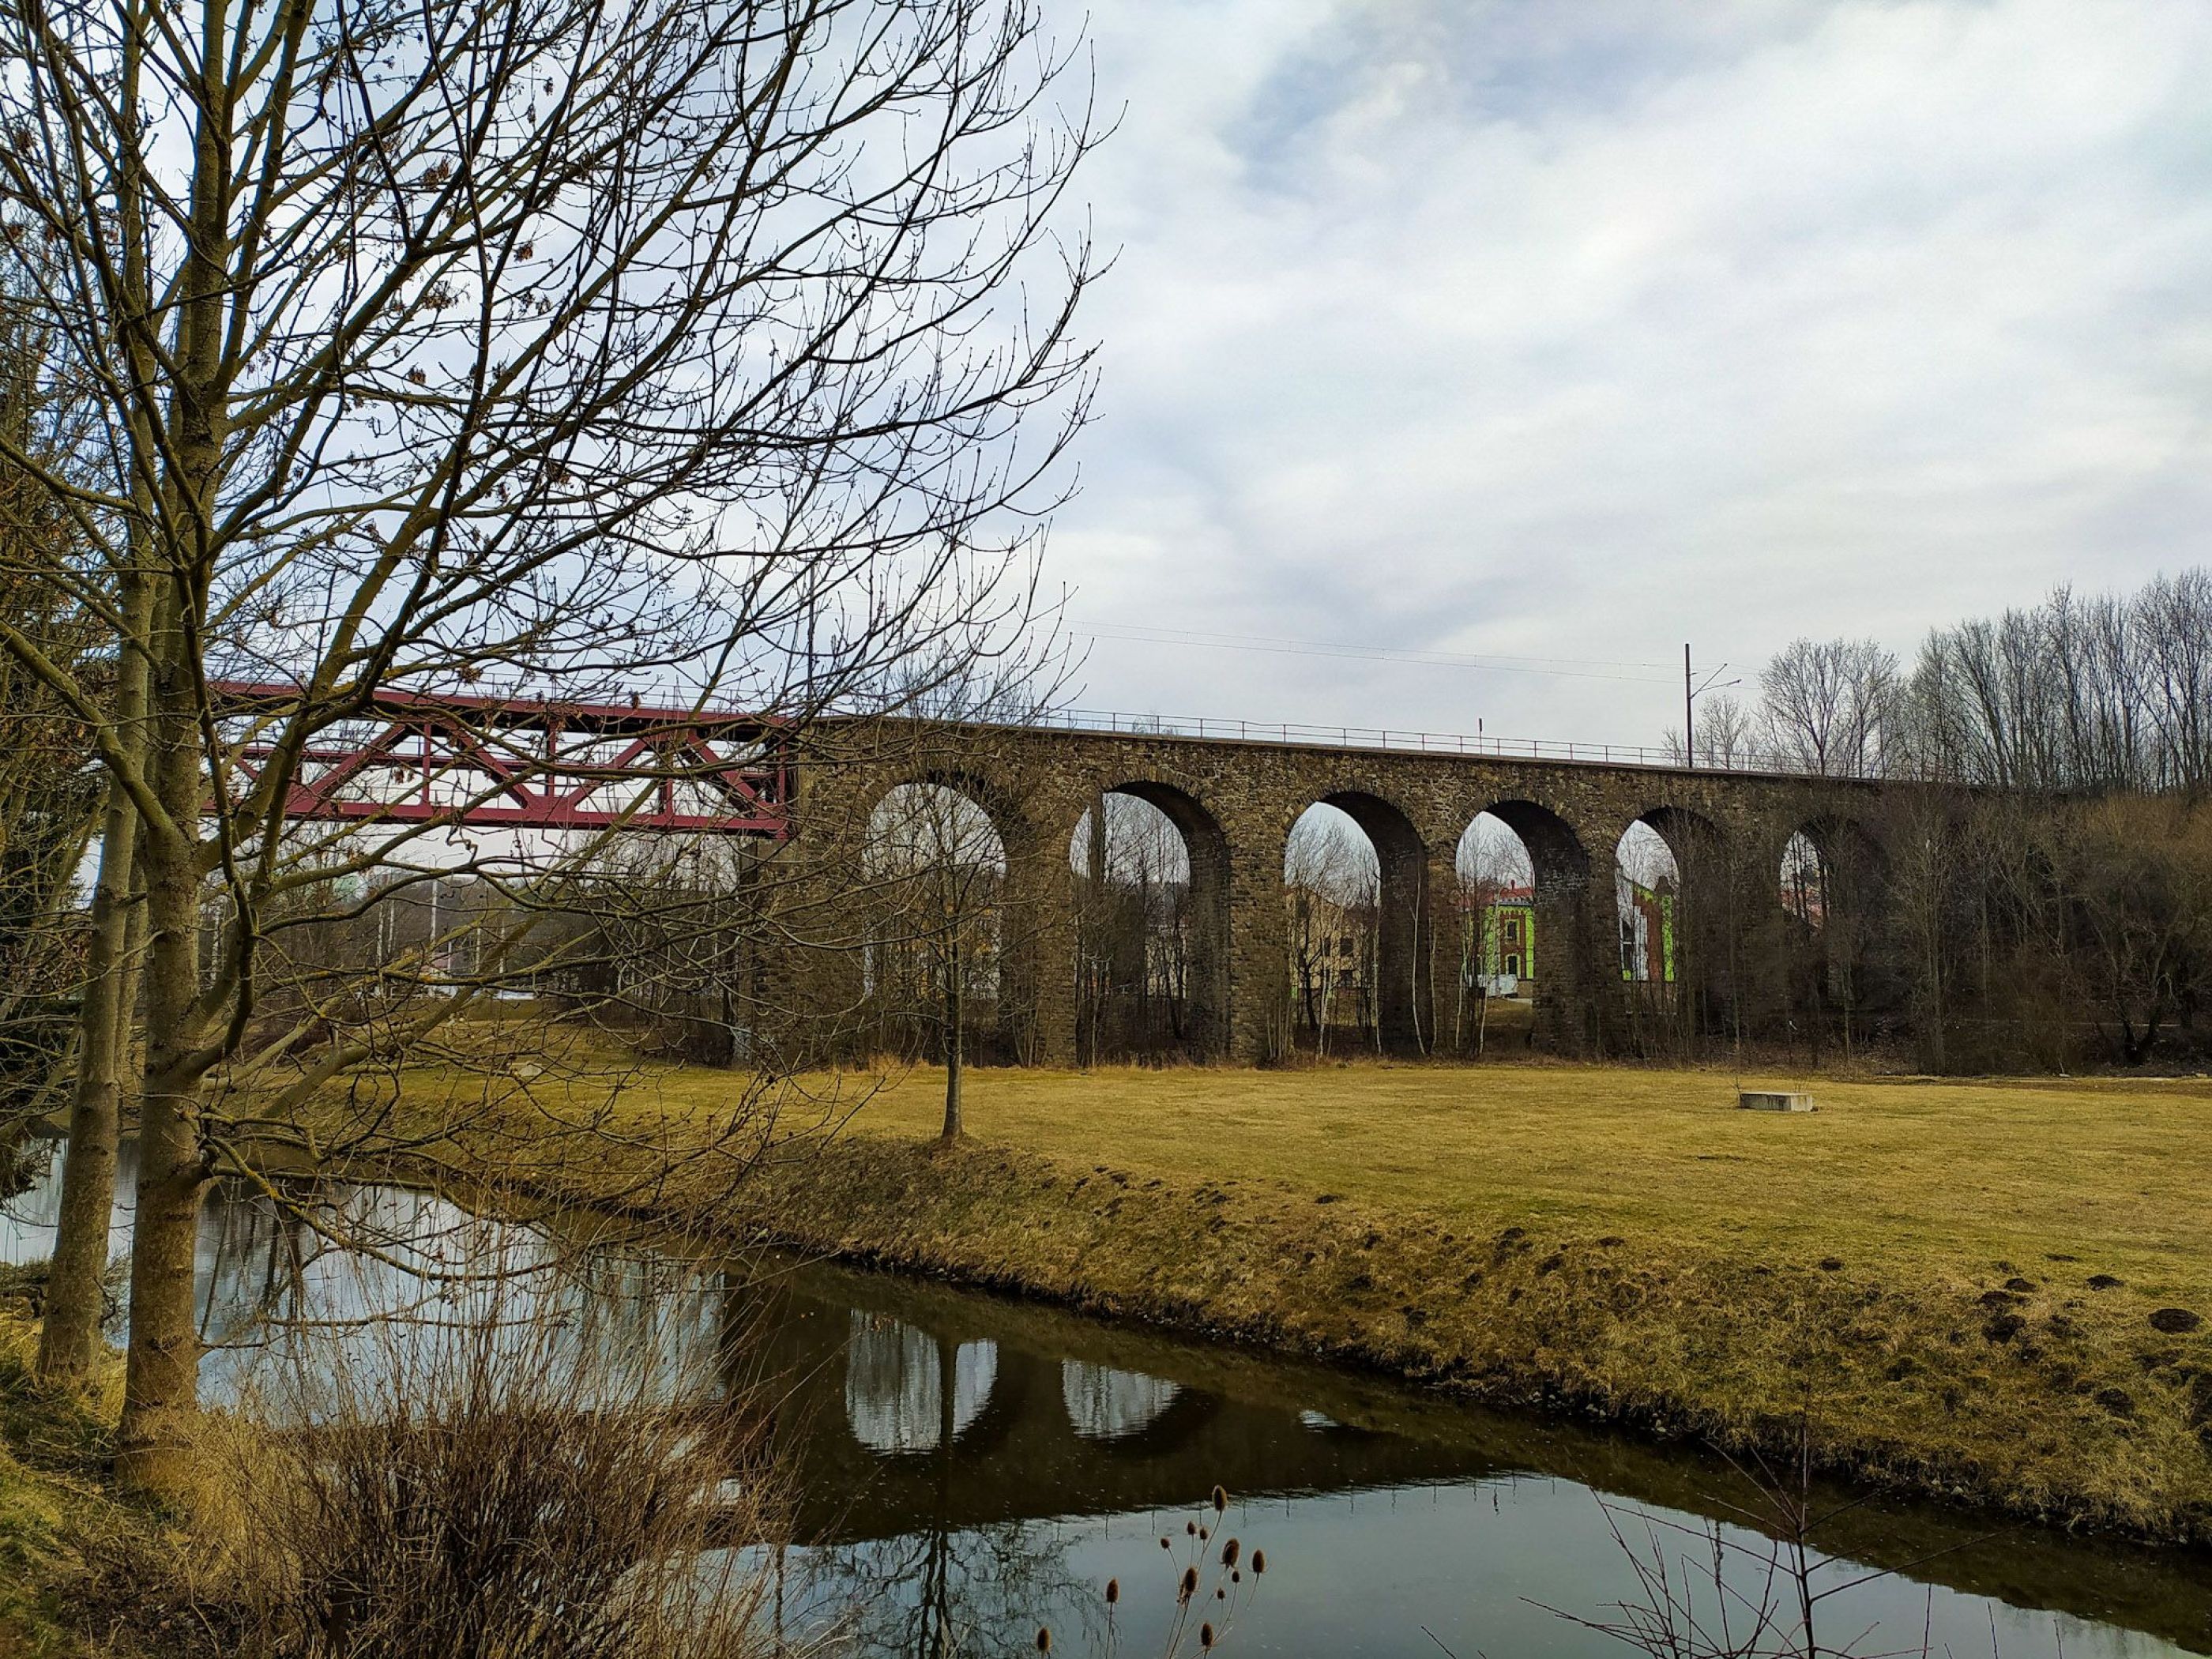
{"left": 211, "top": 680, "right": 792, "bottom": 837}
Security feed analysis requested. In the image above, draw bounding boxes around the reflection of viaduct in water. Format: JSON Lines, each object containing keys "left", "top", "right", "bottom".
{"left": 750, "top": 1272, "right": 1508, "bottom": 1542}
{"left": 783, "top": 720, "right": 1902, "bottom": 1058}
{"left": 731, "top": 1259, "right": 2212, "bottom": 1654}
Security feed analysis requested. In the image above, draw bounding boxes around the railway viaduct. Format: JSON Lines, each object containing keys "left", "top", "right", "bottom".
{"left": 777, "top": 718, "right": 1888, "bottom": 1065}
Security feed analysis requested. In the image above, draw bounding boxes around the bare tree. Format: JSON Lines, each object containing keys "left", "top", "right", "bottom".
{"left": 1892, "top": 572, "right": 2212, "bottom": 792}
{"left": 865, "top": 780, "right": 1008, "bottom": 1138}
{"left": 0, "top": 0, "right": 1096, "bottom": 1492}
{"left": 1757, "top": 640, "right": 1898, "bottom": 779}
{"left": 0, "top": 288, "right": 112, "bottom": 1378}
{"left": 1664, "top": 692, "right": 1755, "bottom": 769}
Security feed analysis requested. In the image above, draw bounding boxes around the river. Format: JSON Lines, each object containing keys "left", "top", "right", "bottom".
{"left": 3, "top": 1145, "right": 2206, "bottom": 1658}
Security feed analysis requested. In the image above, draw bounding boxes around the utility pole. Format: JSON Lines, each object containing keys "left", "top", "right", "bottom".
{"left": 1682, "top": 647, "right": 1740, "bottom": 769}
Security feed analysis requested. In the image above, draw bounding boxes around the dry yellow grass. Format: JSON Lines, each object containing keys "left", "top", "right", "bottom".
{"left": 770, "top": 1061, "right": 2212, "bottom": 1307}
{"left": 397, "top": 1054, "right": 2212, "bottom": 1540}
{"left": 0, "top": 1311, "right": 145, "bottom": 1656}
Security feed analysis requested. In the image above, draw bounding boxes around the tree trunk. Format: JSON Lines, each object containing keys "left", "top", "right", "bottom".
{"left": 36, "top": 771, "right": 138, "bottom": 1381}
{"left": 39, "top": 540, "right": 153, "bottom": 1380}
{"left": 115, "top": 5, "right": 235, "bottom": 1494}
{"left": 40, "top": 0, "right": 158, "bottom": 1390}
{"left": 941, "top": 931, "right": 963, "bottom": 1139}
{"left": 114, "top": 812, "right": 210, "bottom": 1495}
{"left": 114, "top": 597, "right": 214, "bottom": 1495}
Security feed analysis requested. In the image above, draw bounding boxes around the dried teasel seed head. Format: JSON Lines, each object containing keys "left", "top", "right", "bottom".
{"left": 1199, "top": 1526, "right": 1210, "bottom": 1541}
{"left": 1186, "top": 1522, "right": 1197, "bottom": 1537}
{"left": 1179, "top": 1566, "right": 1199, "bottom": 1601}
{"left": 1202, "top": 1622, "right": 1217, "bottom": 1650}
{"left": 1036, "top": 1628, "right": 1051, "bottom": 1653}
{"left": 1232, "top": 1569, "right": 1242, "bottom": 1583}
{"left": 1221, "top": 1538, "right": 1240, "bottom": 1567}
{"left": 1215, "top": 1586, "right": 1226, "bottom": 1600}
{"left": 1160, "top": 1537, "right": 1172, "bottom": 1550}
{"left": 1251, "top": 1548, "right": 1266, "bottom": 1575}
{"left": 1212, "top": 1484, "right": 1228, "bottom": 1514}
{"left": 1105, "top": 1578, "right": 1119, "bottom": 1605}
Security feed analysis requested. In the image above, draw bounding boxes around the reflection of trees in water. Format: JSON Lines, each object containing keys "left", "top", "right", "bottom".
{"left": 1062, "top": 1361, "right": 1178, "bottom": 1440}
{"left": 845, "top": 1315, "right": 998, "bottom": 1454}
{"left": 5, "top": 1153, "right": 724, "bottom": 1398}
{"left": 807, "top": 1328, "right": 1101, "bottom": 1657}
{"left": 186, "top": 1179, "right": 726, "bottom": 1413}
{"left": 807, "top": 1517, "right": 1104, "bottom": 1659}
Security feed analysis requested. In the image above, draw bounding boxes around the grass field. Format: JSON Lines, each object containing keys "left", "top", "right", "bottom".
{"left": 624, "top": 1057, "right": 2212, "bottom": 1537}
{"left": 400, "top": 1052, "right": 2212, "bottom": 1539}
{"left": 758, "top": 1061, "right": 2212, "bottom": 1307}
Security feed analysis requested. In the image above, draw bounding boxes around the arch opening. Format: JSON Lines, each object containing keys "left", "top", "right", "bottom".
{"left": 1060, "top": 1361, "right": 1180, "bottom": 1442}
{"left": 1621, "top": 805, "right": 1737, "bottom": 1057}
{"left": 1459, "top": 800, "right": 1590, "bottom": 1053}
{"left": 1616, "top": 820, "right": 1680, "bottom": 986}
{"left": 844, "top": 1314, "right": 999, "bottom": 1456}
{"left": 862, "top": 782, "right": 1010, "bottom": 1066}
{"left": 1452, "top": 812, "right": 1537, "bottom": 1053}
{"left": 1285, "top": 792, "right": 1431, "bottom": 1055}
{"left": 1770, "top": 815, "right": 1893, "bottom": 1065}
{"left": 1780, "top": 830, "right": 1826, "bottom": 928}
{"left": 1067, "top": 783, "right": 1228, "bottom": 1062}
{"left": 1285, "top": 803, "right": 1379, "bottom": 1055}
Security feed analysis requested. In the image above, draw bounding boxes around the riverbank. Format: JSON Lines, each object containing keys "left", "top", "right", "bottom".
{"left": 0, "top": 1298, "right": 156, "bottom": 1657}
{"left": 435, "top": 1059, "right": 2212, "bottom": 1544}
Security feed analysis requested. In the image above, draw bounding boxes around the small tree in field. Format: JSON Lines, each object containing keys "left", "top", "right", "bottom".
{"left": 0, "top": 0, "right": 1096, "bottom": 1492}
{"left": 865, "top": 781, "right": 1007, "bottom": 1139}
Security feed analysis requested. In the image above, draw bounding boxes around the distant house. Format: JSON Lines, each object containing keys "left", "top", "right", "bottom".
{"left": 1285, "top": 884, "right": 1378, "bottom": 1036}
{"left": 1464, "top": 884, "right": 1535, "bottom": 997}
{"left": 1617, "top": 871, "right": 1676, "bottom": 984}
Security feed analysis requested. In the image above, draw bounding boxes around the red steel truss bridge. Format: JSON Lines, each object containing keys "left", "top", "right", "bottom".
{"left": 213, "top": 680, "right": 793, "bottom": 837}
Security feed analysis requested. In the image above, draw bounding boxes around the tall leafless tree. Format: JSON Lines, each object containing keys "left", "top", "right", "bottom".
{"left": 1757, "top": 638, "right": 1898, "bottom": 779}
{"left": 0, "top": 0, "right": 1097, "bottom": 1492}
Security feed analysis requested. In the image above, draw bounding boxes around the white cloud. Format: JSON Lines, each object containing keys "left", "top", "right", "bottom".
{"left": 1042, "top": 0, "right": 2212, "bottom": 746}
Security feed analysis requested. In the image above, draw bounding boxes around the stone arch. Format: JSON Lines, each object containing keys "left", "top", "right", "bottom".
{"left": 861, "top": 777, "right": 1019, "bottom": 1064}
{"left": 1615, "top": 804, "right": 1735, "bottom": 1053}
{"left": 857, "top": 765, "right": 1035, "bottom": 861}
{"left": 1772, "top": 811, "right": 1888, "bottom": 926}
{"left": 1769, "top": 810, "right": 1893, "bottom": 1059}
{"left": 841, "top": 1315, "right": 1001, "bottom": 1457}
{"left": 1067, "top": 780, "right": 1232, "bottom": 1060}
{"left": 1470, "top": 799, "right": 1594, "bottom": 1051}
{"left": 1310, "top": 789, "right": 1432, "bottom": 1054}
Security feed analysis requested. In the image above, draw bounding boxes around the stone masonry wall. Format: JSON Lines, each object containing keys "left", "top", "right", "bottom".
{"left": 766, "top": 719, "right": 1889, "bottom": 1065}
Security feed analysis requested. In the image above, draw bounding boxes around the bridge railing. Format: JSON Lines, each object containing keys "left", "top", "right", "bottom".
{"left": 1033, "top": 708, "right": 1812, "bottom": 774}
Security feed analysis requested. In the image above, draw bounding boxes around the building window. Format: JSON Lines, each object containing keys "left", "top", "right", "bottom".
{"left": 1504, "top": 954, "right": 1520, "bottom": 977}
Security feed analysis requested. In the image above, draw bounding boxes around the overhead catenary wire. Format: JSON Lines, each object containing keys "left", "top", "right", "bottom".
{"left": 1072, "top": 621, "right": 1680, "bottom": 685}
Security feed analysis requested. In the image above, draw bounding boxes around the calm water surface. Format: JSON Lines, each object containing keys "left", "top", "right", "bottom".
{"left": 4, "top": 1147, "right": 2206, "bottom": 1658}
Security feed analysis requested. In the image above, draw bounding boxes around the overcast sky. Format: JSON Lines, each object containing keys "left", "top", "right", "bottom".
{"left": 1038, "top": 0, "right": 2212, "bottom": 750}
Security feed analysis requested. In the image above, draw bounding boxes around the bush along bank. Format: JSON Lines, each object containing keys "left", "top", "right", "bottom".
{"left": 662, "top": 1134, "right": 2212, "bottom": 1545}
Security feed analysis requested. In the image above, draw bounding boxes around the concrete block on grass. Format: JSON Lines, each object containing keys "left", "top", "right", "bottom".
{"left": 1738, "top": 1090, "right": 1816, "bottom": 1112}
